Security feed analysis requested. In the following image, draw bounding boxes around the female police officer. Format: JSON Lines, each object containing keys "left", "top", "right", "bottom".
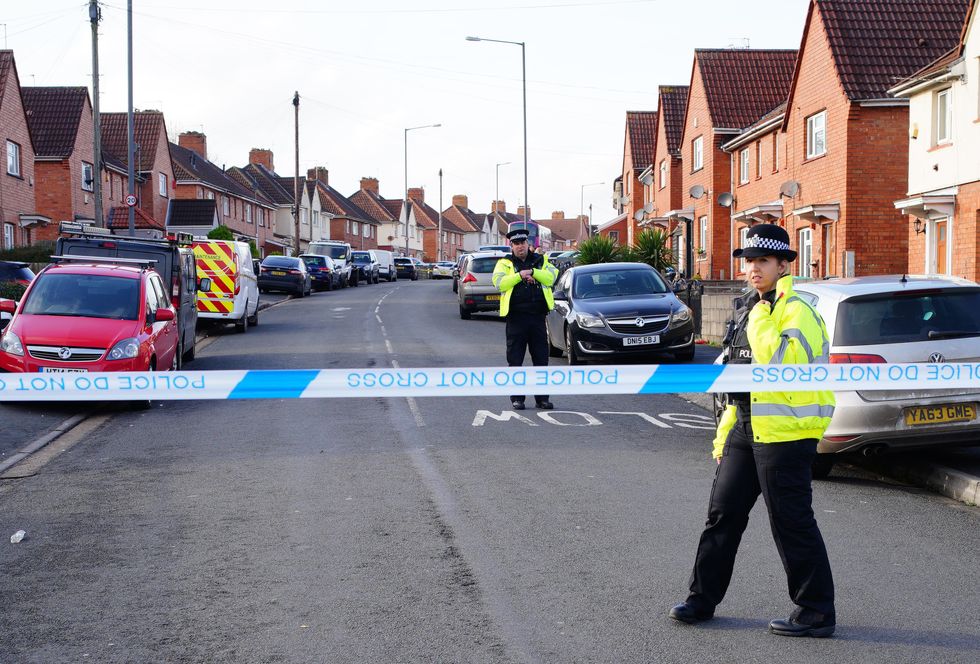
{"left": 668, "top": 223, "right": 837, "bottom": 638}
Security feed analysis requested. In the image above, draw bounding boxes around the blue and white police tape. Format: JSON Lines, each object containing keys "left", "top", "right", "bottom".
{"left": 1, "top": 363, "right": 978, "bottom": 401}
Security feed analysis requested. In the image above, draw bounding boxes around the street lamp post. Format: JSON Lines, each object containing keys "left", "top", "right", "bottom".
{"left": 495, "top": 161, "right": 511, "bottom": 208}
{"left": 467, "top": 36, "right": 528, "bottom": 224}
{"left": 404, "top": 123, "right": 441, "bottom": 256}
{"left": 580, "top": 181, "right": 605, "bottom": 238}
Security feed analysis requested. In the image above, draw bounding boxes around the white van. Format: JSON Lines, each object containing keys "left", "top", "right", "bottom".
{"left": 193, "top": 239, "right": 260, "bottom": 332}
{"left": 373, "top": 249, "right": 396, "bottom": 282}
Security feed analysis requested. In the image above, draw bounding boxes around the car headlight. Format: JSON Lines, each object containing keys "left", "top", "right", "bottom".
{"left": 0, "top": 331, "right": 24, "bottom": 356}
{"left": 669, "top": 306, "right": 693, "bottom": 328}
{"left": 575, "top": 312, "right": 604, "bottom": 329}
{"left": 107, "top": 337, "right": 140, "bottom": 361}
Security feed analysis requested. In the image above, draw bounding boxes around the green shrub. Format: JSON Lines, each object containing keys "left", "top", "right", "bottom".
{"left": 575, "top": 235, "right": 624, "bottom": 265}
{"left": 207, "top": 225, "right": 234, "bottom": 241}
{"left": 0, "top": 281, "right": 27, "bottom": 300}
{"left": 0, "top": 241, "right": 55, "bottom": 264}
{"left": 630, "top": 228, "right": 673, "bottom": 271}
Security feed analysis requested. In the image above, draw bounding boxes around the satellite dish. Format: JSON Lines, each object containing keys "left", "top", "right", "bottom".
{"left": 689, "top": 185, "right": 705, "bottom": 199}
{"left": 779, "top": 180, "right": 800, "bottom": 198}
{"left": 643, "top": 202, "right": 655, "bottom": 213}
{"left": 640, "top": 174, "right": 654, "bottom": 186}
{"left": 717, "top": 192, "right": 734, "bottom": 208}
{"left": 618, "top": 196, "right": 630, "bottom": 205}
{"left": 633, "top": 210, "right": 645, "bottom": 221}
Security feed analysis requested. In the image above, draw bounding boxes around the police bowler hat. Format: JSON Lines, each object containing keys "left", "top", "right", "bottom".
{"left": 506, "top": 229, "right": 529, "bottom": 243}
{"left": 732, "top": 223, "right": 797, "bottom": 262}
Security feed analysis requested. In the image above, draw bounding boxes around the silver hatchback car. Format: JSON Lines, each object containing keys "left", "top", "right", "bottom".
{"left": 457, "top": 251, "right": 507, "bottom": 319}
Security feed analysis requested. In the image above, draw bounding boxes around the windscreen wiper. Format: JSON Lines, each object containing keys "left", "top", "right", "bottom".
{"left": 927, "top": 330, "right": 980, "bottom": 339}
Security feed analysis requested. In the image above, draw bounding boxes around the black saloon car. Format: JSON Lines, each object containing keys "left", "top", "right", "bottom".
{"left": 259, "top": 256, "right": 312, "bottom": 297}
{"left": 394, "top": 257, "right": 418, "bottom": 281}
{"left": 546, "top": 262, "right": 696, "bottom": 364}
{"left": 0, "top": 260, "right": 36, "bottom": 286}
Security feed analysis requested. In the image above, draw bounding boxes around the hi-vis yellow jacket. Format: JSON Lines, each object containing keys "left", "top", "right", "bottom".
{"left": 712, "top": 274, "right": 835, "bottom": 459}
{"left": 491, "top": 253, "right": 558, "bottom": 318}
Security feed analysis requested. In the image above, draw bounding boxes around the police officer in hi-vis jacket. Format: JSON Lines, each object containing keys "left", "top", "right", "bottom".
{"left": 492, "top": 229, "right": 559, "bottom": 410}
{"left": 669, "top": 223, "right": 838, "bottom": 638}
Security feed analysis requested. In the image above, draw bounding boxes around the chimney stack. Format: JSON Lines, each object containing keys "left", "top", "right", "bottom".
{"left": 452, "top": 194, "right": 468, "bottom": 209}
{"left": 178, "top": 131, "right": 207, "bottom": 160}
{"left": 517, "top": 205, "right": 531, "bottom": 219}
{"left": 360, "top": 177, "right": 379, "bottom": 194}
{"left": 249, "top": 148, "right": 274, "bottom": 172}
{"left": 491, "top": 200, "right": 506, "bottom": 212}
{"left": 551, "top": 210, "right": 565, "bottom": 220}
{"left": 307, "top": 167, "right": 328, "bottom": 184}
{"left": 408, "top": 187, "right": 425, "bottom": 203}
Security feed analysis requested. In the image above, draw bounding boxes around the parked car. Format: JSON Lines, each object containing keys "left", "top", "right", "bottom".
{"left": 553, "top": 250, "right": 580, "bottom": 275}
{"left": 259, "top": 256, "right": 312, "bottom": 297}
{"left": 479, "top": 244, "right": 511, "bottom": 253}
{"left": 352, "top": 250, "right": 381, "bottom": 284}
{"left": 58, "top": 227, "right": 204, "bottom": 366}
{"left": 0, "top": 257, "right": 179, "bottom": 373}
{"left": 457, "top": 251, "right": 507, "bottom": 319}
{"left": 394, "top": 257, "right": 418, "bottom": 281}
{"left": 432, "top": 261, "right": 455, "bottom": 279}
{"left": 300, "top": 254, "right": 341, "bottom": 291}
{"left": 374, "top": 249, "right": 397, "bottom": 282}
{"left": 308, "top": 240, "right": 356, "bottom": 288}
{"left": 798, "top": 275, "right": 980, "bottom": 476}
{"left": 452, "top": 253, "right": 470, "bottom": 293}
{"left": 193, "top": 239, "right": 259, "bottom": 333}
{"left": 545, "top": 262, "right": 695, "bottom": 363}
{"left": 0, "top": 260, "right": 35, "bottom": 286}
{"left": 0, "top": 298, "right": 15, "bottom": 331}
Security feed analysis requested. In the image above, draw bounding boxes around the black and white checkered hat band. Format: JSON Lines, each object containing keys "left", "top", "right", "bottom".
{"left": 744, "top": 235, "right": 790, "bottom": 251}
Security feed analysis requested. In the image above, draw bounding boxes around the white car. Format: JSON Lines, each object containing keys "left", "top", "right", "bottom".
{"left": 716, "top": 275, "right": 980, "bottom": 478}
{"left": 432, "top": 261, "right": 455, "bottom": 279}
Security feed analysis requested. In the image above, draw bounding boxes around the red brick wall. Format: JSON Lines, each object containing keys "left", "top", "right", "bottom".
{"left": 652, "top": 111, "right": 682, "bottom": 219}
{"left": 137, "top": 126, "right": 175, "bottom": 226}
{"left": 0, "top": 61, "right": 36, "bottom": 247}
{"left": 33, "top": 161, "right": 71, "bottom": 241}
{"left": 598, "top": 216, "right": 628, "bottom": 244}
{"left": 329, "top": 217, "right": 378, "bottom": 251}
{"left": 907, "top": 180, "right": 980, "bottom": 281}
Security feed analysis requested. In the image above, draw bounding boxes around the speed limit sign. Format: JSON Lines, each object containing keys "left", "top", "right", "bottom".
{"left": 125, "top": 194, "right": 137, "bottom": 207}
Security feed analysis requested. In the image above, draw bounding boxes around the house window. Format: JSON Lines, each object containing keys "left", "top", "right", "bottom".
{"left": 692, "top": 136, "right": 703, "bottom": 171}
{"left": 699, "top": 216, "right": 708, "bottom": 254}
{"left": 246, "top": 205, "right": 252, "bottom": 224}
{"left": 609, "top": 230, "right": 619, "bottom": 243}
{"left": 363, "top": 223, "right": 370, "bottom": 238}
{"left": 806, "top": 111, "right": 827, "bottom": 159}
{"left": 258, "top": 208, "right": 264, "bottom": 227}
{"left": 222, "top": 196, "right": 230, "bottom": 216}
{"left": 206, "top": 190, "right": 214, "bottom": 200}
{"left": 352, "top": 221, "right": 359, "bottom": 235}
{"left": 158, "top": 172, "right": 168, "bottom": 197}
{"left": 772, "top": 134, "right": 780, "bottom": 172}
{"left": 301, "top": 209, "right": 308, "bottom": 225}
{"left": 197, "top": 186, "right": 203, "bottom": 199}
{"left": 659, "top": 159, "right": 667, "bottom": 189}
{"left": 739, "top": 149, "right": 750, "bottom": 184}
{"left": 739, "top": 226, "right": 749, "bottom": 272}
{"left": 81, "top": 162, "right": 94, "bottom": 191}
{"left": 3, "top": 222, "right": 14, "bottom": 249}
{"left": 6, "top": 141, "right": 21, "bottom": 176}
{"left": 798, "top": 228, "right": 813, "bottom": 278}
{"left": 935, "top": 88, "right": 952, "bottom": 144}
{"left": 756, "top": 141, "right": 762, "bottom": 178}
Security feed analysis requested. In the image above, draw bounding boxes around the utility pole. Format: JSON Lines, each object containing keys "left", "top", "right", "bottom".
{"left": 292, "top": 91, "right": 300, "bottom": 257}
{"left": 437, "top": 168, "right": 443, "bottom": 261}
{"left": 126, "top": 0, "right": 135, "bottom": 235}
{"left": 89, "top": 1, "right": 103, "bottom": 226}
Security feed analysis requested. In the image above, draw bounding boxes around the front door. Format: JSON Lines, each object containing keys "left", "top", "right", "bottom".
{"left": 935, "top": 219, "right": 947, "bottom": 274}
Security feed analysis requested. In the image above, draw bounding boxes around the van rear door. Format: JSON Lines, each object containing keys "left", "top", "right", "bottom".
{"left": 193, "top": 240, "right": 238, "bottom": 314}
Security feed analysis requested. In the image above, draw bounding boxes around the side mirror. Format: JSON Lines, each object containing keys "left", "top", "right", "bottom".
{"left": 198, "top": 277, "right": 212, "bottom": 292}
{"left": 553, "top": 290, "right": 567, "bottom": 301}
{"left": 154, "top": 308, "right": 175, "bottom": 322}
{"left": 0, "top": 299, "right": 16, "bottom": 314}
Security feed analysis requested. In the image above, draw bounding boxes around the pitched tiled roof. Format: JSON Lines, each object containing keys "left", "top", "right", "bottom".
{"left": 696, "top": 49, "right": 798, "bottom": 129}
{"left": 170, "top": 142, "right": 267, "bottom": 203}
{"left": 225, "top": 166, "right": 277, "bottom": 208}
{"left": 816, "top": 0, "right": 971, "bottom": 101}
{"left": 441, "top": 205, "right": 482, "bottom": 233}
{"left": 538, "top": 217, "right": 590, "bottom": 245}
{"left": 101, "top": 111, "right": 167, "bottom": 171}
{"left": 382, "top": 199, "right": 403, "bottom": 220}
{"left": 166, "top": 199, "right": 217, "bottom": 227}
{"left": 21, "top": 87, "right": 88, "bottom": 158}
{"left": 626, "top": 111, "right": 658, "bottom": 170}
{"left": 0, "top": 51, "right": 14, "bottom": 108}
{"left": 658, "top": 86, "right": 689, "bottom": 157}
{"left": 237, "top": 163, "right": 293, "bottom": 205}
{"left": 106, "top": 205, "right": 164, "bottom": 231}
{"left": 411, "top": 200, "right": 440, "bottom": 230}
{"left": 350, "top": 188, "right": 397, "bottom": 223}
{"left": 314, "top": 181, "right": 376, "bottom": 224}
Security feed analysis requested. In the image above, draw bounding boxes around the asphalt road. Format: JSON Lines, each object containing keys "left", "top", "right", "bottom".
{"left": 1, "top": 280, "right": 978, "bottom": 663}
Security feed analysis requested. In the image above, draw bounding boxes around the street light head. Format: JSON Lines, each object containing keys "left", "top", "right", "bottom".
{"left": 466, "top": 36, "right": 481, "bottom": 41}
{"left": 433, "top": 123, "right": 442, "bottom": 128}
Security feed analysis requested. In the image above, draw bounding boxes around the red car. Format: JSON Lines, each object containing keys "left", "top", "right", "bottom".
{"left": 0, "top": 259, "right": 179, "bottom": 373}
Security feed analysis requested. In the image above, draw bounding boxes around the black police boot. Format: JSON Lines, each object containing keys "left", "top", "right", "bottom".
{"left": 668, "top": 602, "right": 714, "bottom": 625}
{"left": 769, "top": 613, "right": 835, "bottom": 638}
{"left": 535, "top": 400, "right": 554, "bottom": 410}
{"left": 511, "top": 400, "right": 526, "bottom": 410}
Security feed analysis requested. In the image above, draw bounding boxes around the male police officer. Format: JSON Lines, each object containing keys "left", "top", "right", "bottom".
{"left": 492, "top": 229, "right": 559, "bottom": 410}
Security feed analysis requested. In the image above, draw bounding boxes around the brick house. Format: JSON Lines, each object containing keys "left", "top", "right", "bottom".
{"left": 22, "top": 87, "right": 97, "bottom": 242}
{"left": 777, "top": 0, "right": 970, "bottom": 278}
{"left": 306, "top": 167, "right": 378, "bottom": 250}
{"left": 618, "top": 111, "right": 657, "bottom": 246}
{"left": 407, "top": 188, "right": 443, "bottom": 261}
{"left": 227, "top": 149, "right": 299, "bottom": 255}
{"left": 1, "top": 51, "right": 48, "bottom": 249}
{"left": 537, "top": 211, "right": 590, "bottom": 249}
{"left": 350, "top": 177, "right": 401, "bottom": 251}
{"left": 596, "top": 212, "right": 629, "bottom": 244}
{"left": 169, "top": 132, "right": 278, "bottom": 253}
{"left": 677, "top": 49, "right": 798, "bottom": 280}
{"left": 439, "top": 194, "right": 482, "bottom": 257}
{"left": 644, "top": 86, "right": 689, "bottom": 267}
{"left": 100, "top": 111, "right": 175, "bottom": 228}
{"left": 891, "top": 0, "right": 980, "bottom": 281}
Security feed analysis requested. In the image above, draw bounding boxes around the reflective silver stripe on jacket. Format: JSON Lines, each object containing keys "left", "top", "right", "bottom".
{"left": 753, "top": 403, "right": 836, "bottom": 419}
{"left": 769, "top": 296, "right": 830, "bottom": 364}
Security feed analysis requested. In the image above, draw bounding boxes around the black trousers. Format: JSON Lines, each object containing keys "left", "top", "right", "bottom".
{"left": 686, "top": 418, "right": 835, "bottom": 621}
{"left": 505, "top": 311, "right": 549, "bottom": 404}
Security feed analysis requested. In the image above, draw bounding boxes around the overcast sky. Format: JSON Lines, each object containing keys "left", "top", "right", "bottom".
{"left": 6, "top": 0, "right": 809, "bottom": 224}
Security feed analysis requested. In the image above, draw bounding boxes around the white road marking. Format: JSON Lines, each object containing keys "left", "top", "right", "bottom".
{"left": 331, "top": 307, "right": 351, "bottom": 311}
{"left": 472, "top": 410, "right": 539, "bottom": 426}
{"left": 375, "top": 314, "right": 383, "bottom": 325}
{"left": 385, "top": 339, "right": 393, "bottom": 354}
{"left": 536, "top": 411, "right": 602, "bottom": 426}
{"left": 599, "top": 411, "right": 671, "bottom": 428}
{"left": 471, "top": 410, "right": 714, "bottom": 428}
{"left": 391, "top": 359, "right": 424, "bottom": 427}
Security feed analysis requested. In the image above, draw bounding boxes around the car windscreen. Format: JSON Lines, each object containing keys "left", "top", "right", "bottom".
{"left": 467, "top": 257, "right": 500, "bottom": 274}
{"left": 394, "top": 258, "right": 413, "bottom": 265}
{"left": 22, "top": 273, "right": 140, "bottom": 320}
{"left": 352, "top": 254, "right": 371, "bottom": 263}
{"left": 573, "top": 269, "right": 667, "bottom": 299}
{"left": 301, "top": 256, "right": 326, "bottom": 267}
{"left": 262, "top": 257, "right": 299, "bottom": 268}
{"left": 835, "top": 288, "right": 980, "bottom": 346}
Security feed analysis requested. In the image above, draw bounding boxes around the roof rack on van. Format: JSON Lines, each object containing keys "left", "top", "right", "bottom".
{"left": 59, "top": 221, "right": 113, "bottom": 237}
{"left": 50, "top": 255, "right": 158, "bottom": 269}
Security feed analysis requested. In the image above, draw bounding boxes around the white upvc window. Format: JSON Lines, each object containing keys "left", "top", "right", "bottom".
{"left": 206, "top": 190, "right": 214, "bottom": 200}
{"left": 6, "top": 141, "right": 21, "bottom": 176}
{"left": 806, "top": 111, "right": 827, "bottom": 159}
{"left": 756, "top": 141, "right": 763, "bottom": 178}
{"left": 81, "top": 162, "right": 94, "bottom": 191}
{"left": 935, "top": 88, "right": 952, "bottom": 144}
{"left": 158, "top": 172, "right": 168, "bottom": 197}
{"left": 739, "top": 226, "right": 749, "bottom": 272}
{"left": 363, "top": 223, "right": 370, "bottom": 238}
{"left": 659, "top": 159, "right": 667, "bottom": 189}
{"left": 692, "top": 136, "right": 703, "bottom": 171}
{"left": 300, "top": 208, "right": 308, "bottom": 225}
{"left": 699, "top": 215, "right": 708, "bottom": 253}
{"left": 352, "top": 221, "right": 359, "bottom": 235}
{"left": 609, "top": 230, "right": 619, "bottom": 243}
{"left": 222, "top": 196, "right": 230, "bottom": 216}
{"left": 258, "top": 208, "right": 265, "bottom": 227}
{"left": 246, "top": 204, "right": 253, "bottom": 224}
{"left": 3, "top": 222, "right": 14, "bottom": 249}
{"left": 798, "top": 228, "right": 813, "bottom": 278}
{"left": 739, "top": 149, "right": 750, "bottom": 184}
